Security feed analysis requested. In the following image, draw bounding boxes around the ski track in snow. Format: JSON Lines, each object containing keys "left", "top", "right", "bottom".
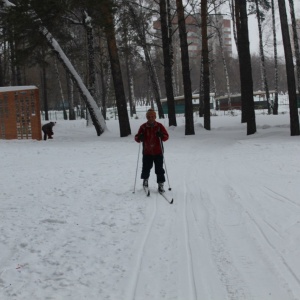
{"left": 181, "top": 137, "right": 252, "bottom": 300}
{"left": 1, "top": 115, "right": 300, "bottom": 299}
{"left": 124, "top": 189, "right": 179, "bottom": 300}
{"left": 208, "top": 131, "right": 300, "bottom": 300}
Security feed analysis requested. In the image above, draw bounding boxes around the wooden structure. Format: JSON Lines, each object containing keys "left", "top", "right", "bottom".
{"left": 0, "top": 86, "right": 42, "bottom": 140}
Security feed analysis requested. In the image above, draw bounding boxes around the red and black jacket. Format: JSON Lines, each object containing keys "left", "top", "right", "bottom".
{"left": 135, "top": 121, "right": 169, "bottom": 155}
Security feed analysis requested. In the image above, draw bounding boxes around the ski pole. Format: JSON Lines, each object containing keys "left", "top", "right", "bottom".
{"left": 159, "top": 137, "right": 171, "bottom": 191}
{"left": 133, "top": 142, "right": 141, "bottom": 193}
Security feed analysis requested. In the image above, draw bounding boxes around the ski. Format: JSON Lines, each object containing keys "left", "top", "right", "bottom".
{"left": 142, "top": 186, "right": 173, "bottom": 204}
{"left": 143, "top": 186, "right": 150, "bottom": 196}
{"left": 158, "top": 191, "right": 174, "bottom": 204}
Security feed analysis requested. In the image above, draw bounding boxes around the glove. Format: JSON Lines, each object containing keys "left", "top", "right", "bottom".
{"left": 156, "top": 131, "right": 163, "bottom": 138}
{"left": 138, "top": 133, "right": 144, "bottom": 141}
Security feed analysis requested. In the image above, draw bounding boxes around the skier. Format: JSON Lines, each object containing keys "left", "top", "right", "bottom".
{"left": 42, "top": 122, "right": 56, "bottom": 141}
{"left": 135, "top": 108, "right": 169, "bottom": 192}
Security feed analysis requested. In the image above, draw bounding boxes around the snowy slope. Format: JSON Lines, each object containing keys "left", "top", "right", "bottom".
{"left": 1, "top": 110, "right": 300, "bottom": 300}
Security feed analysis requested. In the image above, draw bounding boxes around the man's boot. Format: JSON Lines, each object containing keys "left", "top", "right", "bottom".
{"left": 158, "top": 182, "right": 165, "bottom": 193}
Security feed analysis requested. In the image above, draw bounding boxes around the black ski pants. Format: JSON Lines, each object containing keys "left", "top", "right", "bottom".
{"left": 141, "top": 154, "right": 165, "bottom": 183}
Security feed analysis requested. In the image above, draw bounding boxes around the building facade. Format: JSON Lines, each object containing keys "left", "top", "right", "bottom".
{"left": 153, "top": 13, "right": 233, "bottom": 59}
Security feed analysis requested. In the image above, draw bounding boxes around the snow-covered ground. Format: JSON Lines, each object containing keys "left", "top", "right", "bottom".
{"left": 1, "top": 108, "right": 300, "bottom": 300}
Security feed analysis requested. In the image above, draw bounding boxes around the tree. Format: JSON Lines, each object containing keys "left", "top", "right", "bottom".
{"left": 159, "top": 0, "right": 177, "bottom": 126}
{"left": 211, "top": 4, "right": 232, "bottom": 111}
{"left": 0, "top": 0, "right": 106, "bottom": 135}
{"left": 252, "top": 0, "right": 272, "bottom": 114}
{"left": 100, "top": 1, "right": 131, "bottom": 137}
{"left": 201, "top": 0, "right": 210, "bottom": 130}
{"left": 127, "top": 2, "right": 165, "bottom": 119}
{"left": 288, "top": 0, "right": 300, "bottom": 93}
{"left": 123, "top": 14, "right": 136, "bottom": 118}
{"left": 235, "top": 0, "right": 256, "bottom": 135}
{"left": 278, "top": 0, "right": 299, "bottom": 136}
{"left": 175, "top": 0, "right": 194, "bottom": 135}
{"left": 270, "top": 0, "right": 279, "bottom": 114}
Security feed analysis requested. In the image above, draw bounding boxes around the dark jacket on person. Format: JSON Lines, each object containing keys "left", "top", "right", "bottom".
{"left": 42, "top": 122, "right": 55, "bottom": 134}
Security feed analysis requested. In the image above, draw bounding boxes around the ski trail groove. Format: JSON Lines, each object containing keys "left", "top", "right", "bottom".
{"left": 200, "top": 188, "right": 251, "bottom": 300}
{"left": 246, "top": 210, "right": 300, "bottom": 287}
{"left": 183, "top": 182, "right": 198, "bottom": 300}
{"left": 227, "top": 185, "right": 300, "bottom": 298}
{"left": 261, "top": 186, "right": 300, "bottom": 208}
{"left": 125, "top": 195, "right": 158, "bottom": 300}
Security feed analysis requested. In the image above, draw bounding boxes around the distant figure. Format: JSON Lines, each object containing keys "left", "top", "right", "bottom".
{"left": 42, "top": 122, "right": 56, "bottom": 140}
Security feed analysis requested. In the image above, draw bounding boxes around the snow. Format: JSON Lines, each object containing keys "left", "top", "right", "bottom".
{"left": 1, "top": 107, "right": 300, "bottom": 300}
{"left": 0, "top": 86, "right": 37, "bottom": 92}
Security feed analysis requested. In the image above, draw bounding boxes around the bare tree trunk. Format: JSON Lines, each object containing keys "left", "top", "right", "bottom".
{"left": 213, "top": 5, "right": 232, "bottom": 110}
{"left": 229, "top": 0, "right": 238, "bottom": 50}
{"left": 255, "top": 0, "right": 271, "bottom": 114}
{"left": 201, "top": 0, "right": 210, "bottom": 130}
{"left": 125, "top": 53, "right": 136, "bottom": 117}
{"left": 54, "top": 58, "right": 68, "bottom": 120}
{"left": 278, "top": 0, "right": 300, "bottom": 136}
{"left": 167, "top": 0, "right": 178, "bottom": 97}
{"left": 199, "top": 54, "right": 204, "bottom": 117}
{"left": 67, "top": 74, "right": 76, "bottom": 120}
{"left": 235, "top": 0, "right": 256, "bottom": 135}
{"left": 8, "top": 29, "right": 16, "bottom": 85}
{"left": 102, "top": 4, "right": 131, "bottom": 137}
{"left": 123, "top": 18, "right": 136, "bottom": 118}
{"left": 271, "top": 0, "right": 279, "bottom": 114}
{"left": 288, "top": 0, "right": 300, "bottom": 92}
{"left": 41, "top": 53, "right": 49, "bottom": 121}
{"left": 83, "top": 10, "right": 96, "bottom": 99}
{"left": 176, "top": 0, "right": 195, "bottom": 135}
{"left": 159, "top": 0, "right": 177, "bottom": 126}
{"left": 99, "top": 38, "right": 108, "bottom": 120}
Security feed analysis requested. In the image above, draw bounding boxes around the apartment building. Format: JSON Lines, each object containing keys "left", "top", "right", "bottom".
{"left": 153, "top": 13, "right": 233, "bottom": 59}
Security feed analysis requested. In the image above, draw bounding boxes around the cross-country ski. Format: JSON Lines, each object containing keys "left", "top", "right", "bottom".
{"left": 158, "top": 191, "right": 174, "bottom": 204}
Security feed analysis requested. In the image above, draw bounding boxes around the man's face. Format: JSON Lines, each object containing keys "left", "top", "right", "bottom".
{"left": 147, "top": 113, "right": 156, "bottom": 124}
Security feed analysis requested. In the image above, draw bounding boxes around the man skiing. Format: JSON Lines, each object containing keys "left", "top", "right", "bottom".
{"left": 42, "top": 122, "right": 56, "bottom": 141}
{"left": 135, "top": 108, "right": 169, "bottom": 192}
